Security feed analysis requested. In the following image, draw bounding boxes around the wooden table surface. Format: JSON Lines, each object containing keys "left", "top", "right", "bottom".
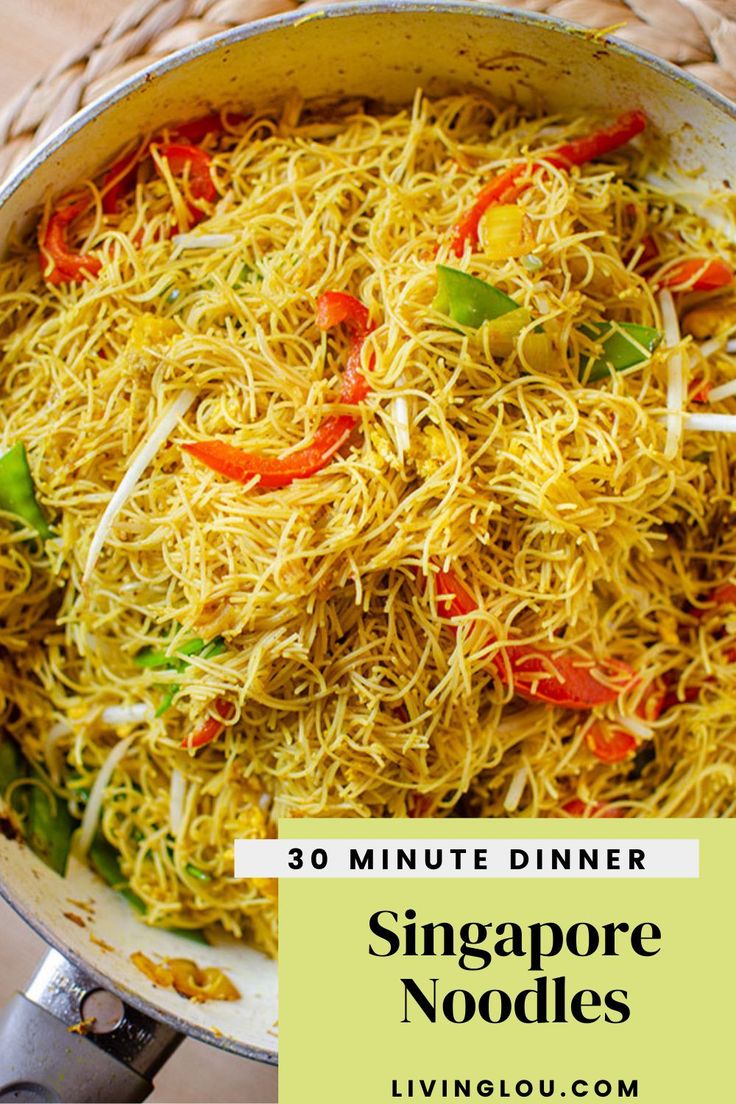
{"left": 0, "top": 0, "right": 128, "bottom": 107}
{"left": 0, "top": 3, "right": 278, "bottom": 1101}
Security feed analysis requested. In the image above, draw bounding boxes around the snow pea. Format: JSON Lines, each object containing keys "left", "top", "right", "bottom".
{"left": 0, "top": 443, "right": 54, "bottom": 539}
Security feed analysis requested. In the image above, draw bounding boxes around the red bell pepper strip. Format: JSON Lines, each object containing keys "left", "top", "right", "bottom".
{"left": 507, "top": 651, "right": 633, "bottom": 709}
{"left": 154, "top": 142, "right": 217, "bottom": 225}
{"left": 711, "top": 581, "right": 736, "bottom": 605}
{"left": 102, "top": 147, "right": 146, "bottom": 215}
{"left": 659, "top": 257, "right": 733, "bottom": 291}
{"left": 432, "top": 566, "right": 634, "bottom": 709}
{"left": 689, "top": 379, "right": 712, "bottom": 403}
{"left": 315, "top": 290, "right": 373, "bottom": 403}
{"left": 169, "top": 110, "right": 247, "bottom": 144}
{"left": 625, "top": 233, "right": 659, "bottom": 269}
{"left": 546, "top": 110, "right": 647, "bottom": 169}
{"left": 585, "top": 723, "right": 637, "bottom": 764}
{"left": 182, "top": 697, "right": 234, "bottom": 750}
{"left": 184, "top": 292, "right": 374, "bottom": 488}
{"left": 585, "top": 672, "right": 665, "bottom": 763}
{"left": 638, "top": 678, "right": 666, "bottom": 722}
{"left": 39, "top": 196, "right": 101, "bottom": 285}
{"left": 407, "top": 794, "right": 434, "bottom": 817}
{"left": 451, "top": 109, "right": 646, "bottom": 257}
{"left": 662, "top": 684, "right": 701, "bottom": 710}
{"left": 450, "top": 166, "right": 533, "bottom": 257}
{"left": 635, "top": 235, "right": 659, "bottom": 266}
{"left": 184, "top": 415, "right": 357, "bottom": 489}
{"left": 102, "top": 113, "right": 246, "bottom": 215}
{"left": 561, "top": 798, "right": 623, "bottom": 818}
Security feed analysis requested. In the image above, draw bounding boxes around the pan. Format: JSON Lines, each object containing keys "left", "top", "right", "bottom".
{"left": 1, "top": 3, "right": 734, "bottom": 1100}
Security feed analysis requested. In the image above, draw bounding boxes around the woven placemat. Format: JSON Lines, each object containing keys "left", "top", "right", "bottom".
{"left": 1, "top": 0, "right": 735, "bottom": 183}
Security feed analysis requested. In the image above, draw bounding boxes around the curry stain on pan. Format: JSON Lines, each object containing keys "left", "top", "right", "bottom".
{"left": 62, "top": 911, "right": 86, "bottom": 929}
{"left": 67, "top": 897, "right": 96, "bottom": 919}
{"left": 89, "top": 933, "right": 115, "bottom": 953}
{"left": 131, "top": 952, "right": 240, "bottom": 1003}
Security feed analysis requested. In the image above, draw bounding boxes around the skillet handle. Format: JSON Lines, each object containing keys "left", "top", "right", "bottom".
{"left": 0, "top": 949, "right": 181, "bottom": 1103}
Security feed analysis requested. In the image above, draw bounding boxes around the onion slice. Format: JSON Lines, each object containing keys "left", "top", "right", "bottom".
{"left": 707, "top": 379, "right": 736, "bottom": 403}
{"left": 391, "top": 393, "right": 411, "bottom": 461}
{"left": 102, "top": 703, "right": 152, "bottom": 726}
{"left": 503, "top": 765, "right": 528, "bottom": 812}
{"left": 658, "top": 289, "right": 684, "bottom": 461}
{"left": 76, "top": 734, "right": 135, "bottom": 857}
{"left": 169, "top": 769, "right": 187, "bottom": 835}
{"left": 643, "top": 172, "right": 736, "bottom": 238}
{"left": 612, "top": 713, "right": 653, "bottom": 740}
{"left": 172, "top": 233, "right": 235, "bottom": 251}
{"left": 682, "top": 412, "right": 736, "bottom": 433}
{"left": 83, "top": 389, "right": 196, "bottom": 583}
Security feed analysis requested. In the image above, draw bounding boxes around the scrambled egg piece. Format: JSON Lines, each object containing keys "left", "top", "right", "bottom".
{"left": 657, "top": 612, "right": 680, "bottom": 646}
{"left": 683, "top": 303, "right": 736, "bottom": 339}
{"left": 414, "top": 424, "right": 453, "bottom": 478}
{"left": 128, "top": 316, "right": 179, "bottom": 351}
{"left": 369, "top": 426, "right": 402, "bottom": 472}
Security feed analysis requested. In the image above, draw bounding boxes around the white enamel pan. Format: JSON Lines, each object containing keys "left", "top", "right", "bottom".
{"left": 0, "top": 3, "right": 734, "bottom": 1100}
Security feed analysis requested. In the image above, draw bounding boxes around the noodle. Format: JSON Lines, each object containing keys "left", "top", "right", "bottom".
{"left": 1, "top": 91, "right": 735, "bottom": 952}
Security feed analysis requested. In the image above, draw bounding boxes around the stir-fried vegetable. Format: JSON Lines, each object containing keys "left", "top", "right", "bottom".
{"left": 483, "top": 309, "right": 533, "bottom": 356}
{"left": 102, "top": 111, "right": 240, "bottom": 217}
{"left": 82, "top": 388, "right": 197, "bottom": 583}
{"left": 431, "top": 566, "right": 634, "bottom": 708}
{"left": 185, "top": 418, "right": 357, "bottom": 488}
{"left": 89, "top": 832, "right": 207, "bottom": 941}
{"left": 102, "top": 147, "right": 146, "bottom": 216}
{"left": 314, "top": 290, "right": 373, "bottom": 403}
{"left": 585, "top": 723, "right": 637, "bottom": 764}
{"left": 168, "top": 110, "right": 246, "bottom": 144}
{"left": 154, "top": 143, "right": 217, "bottom": 226}
{"left": 580, "top": 321, "right": 662, "bottom": 383}
{"left": 182, "top": 697, "right": 235, "bottom": 750}
{"left": 89, "top": 832, "right": 142, "bottom": 903}
{"left": 659, "top": 257, "right": 733, "bottom": 291}
{"left": 77, "top": 735, "right": 136, "bottom": 857}
{"left": 0, "top": 738, "right": 73, "bottom": 875}
{"left": 433, "top": 265, "right": 522, "bottom": 328}
{"left": 0, "top": 443, "right": 54, "bottom": 538}
{"left": 185, "top": 862, "right": 211, "bottom": 882}
{"left": 0, "top": 739, "right": 24, "bottom": 794}
{"left": 25, "top": 784, "right": 74, "bottom": 876}
{"left": 185, "top": 291, "right": 374, "bottom": 487}
{"left": 136, "top": 634, "right": 226, "bottom": 716}
{"left": 38, "top": 194, "right": 102, "bottom": 286}
{"left": 478, "top": 203, "right": 535, "bottom": 261}
{"left": 135, "top": 634, "right": 225, "bottom": 671}
{"left": 41, "top": 112, "right": 229, "bottom": 283}
{"left": 172, "top": 233, "right": 235, "bottom": 251}
{"left": 682, "top": 302, "right": 736, "bottom": 339}
{"left": 433, "top": 268, "right": 659, "bottom": 381}
{"left": 451, "top": 110, "right": 647, "bottom": 255}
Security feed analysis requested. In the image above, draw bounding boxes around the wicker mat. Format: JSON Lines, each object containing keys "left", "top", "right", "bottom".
{"left": 1, "top": 0, "right": 735, "bottom": 182}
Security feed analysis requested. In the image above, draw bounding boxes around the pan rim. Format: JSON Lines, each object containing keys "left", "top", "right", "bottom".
{"left": 1, "top": 0, "right": 735, "bottom": 216}
{"left": 1, "top": 0, "right": 735, "bottom": 1068}
{"left": 0, "top": 866, "right": 278, "bottom": 1064}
